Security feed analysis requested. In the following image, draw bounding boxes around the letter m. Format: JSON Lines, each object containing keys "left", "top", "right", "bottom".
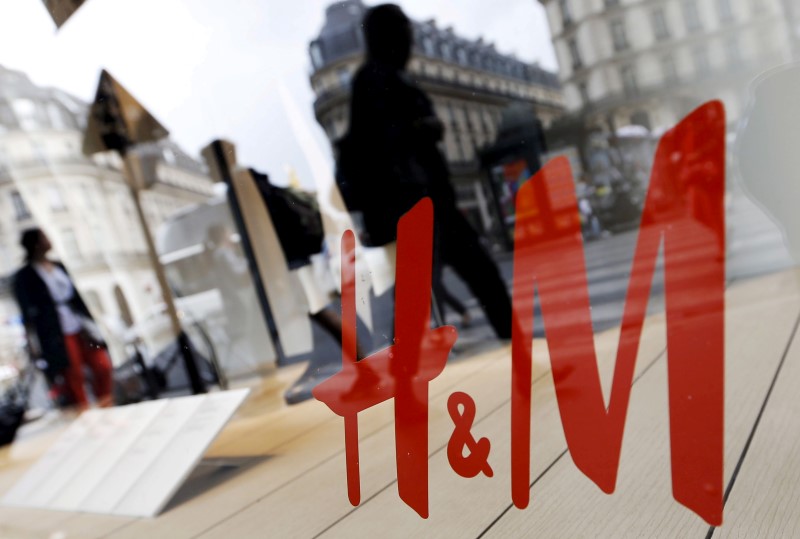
{"left": 511, "top": 101, "right": 725, "bottom": 525}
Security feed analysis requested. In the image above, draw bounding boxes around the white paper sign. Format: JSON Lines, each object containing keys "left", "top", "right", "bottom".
{"left": 1, "top": 389, "right": 249, "bottom": 518}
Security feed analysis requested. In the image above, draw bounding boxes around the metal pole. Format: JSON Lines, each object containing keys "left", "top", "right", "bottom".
{"left": 122, "top": 152, "right": 207, "bottom": 395}
{"left": 203, "top": 140, "right": 286, "bottom": 361}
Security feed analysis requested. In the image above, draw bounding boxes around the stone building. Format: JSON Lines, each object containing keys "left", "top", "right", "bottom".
{"left": 0, "top": 65, "right": 215, "bottom": 364}
{"left": 308, "top": 0, "right": 564, "bottom": 235}
{"left": 539, "top": 0, "right": 799, "bottom": 132}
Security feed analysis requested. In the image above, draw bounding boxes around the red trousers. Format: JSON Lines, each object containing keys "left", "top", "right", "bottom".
{"left": 63, "top": 333, "right": 113, "bottom": 409}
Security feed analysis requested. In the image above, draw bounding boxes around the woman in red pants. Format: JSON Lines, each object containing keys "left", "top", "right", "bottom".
{"left": 13, "top": 228, "right": 113, "bottom": 411}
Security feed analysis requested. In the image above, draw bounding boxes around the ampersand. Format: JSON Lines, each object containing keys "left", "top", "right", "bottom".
{"left": 447, "top": 392, "right": 493, "bottom": 478}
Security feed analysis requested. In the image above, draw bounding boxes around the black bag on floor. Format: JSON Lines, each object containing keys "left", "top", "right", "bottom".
{"left": 0, "top": 365, "right": 33, "bottom": 447}
{"left": 0, "top": 401, "right": 25, "bottom": 447}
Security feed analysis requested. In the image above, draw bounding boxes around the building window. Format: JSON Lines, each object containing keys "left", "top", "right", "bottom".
{"left": 559, "top": 0, "right": 573, "bottom": 27}
{"left": 456, "top": 48, "right": 468, "bottom": 65}
{"left": 31, "top": 140, "right": 47, "bottom": 165}
{"left": 309, "top": 42, "right": 324, "bottom": 69}
{"left": 568, "top": 38, "right": 583, "bottom": 69}
{"left": 441, "top": 42, "right": 453, "bottom": 61}
{"left": 162, "top": 147, "right": 176, "bottom": 165}
{"left": 47, "top": 185, "right": 66, "bottom": 212}
{"left": 718, "top": 0, "right": 735, "bottom": 22}
{"left": 661, "top": 54, "right": 679, "bottom": 84}
{"left": 631, "top": 111, "right": 652, "bottom": 130}
{"left": 610, "top": 19, "right": 629, "bottom": 51}
{"left": 422, "top": 36, "right": 434, "bottom": 56}
{"left": 725, "top": 37, "right": 742, "bottom": 65}
{"left": 61, "top": 228, "right": 81, "bottom": 260}
{"left": 46, "top": 103, "right": 70, "bottom": 130}
{"left": 683, "top": 1, "right": 703, "bottom": 32}
{"left": 11, "top": 190, "right": 30, "bottom": 221}
{"left": 605, "top": 0, "right": 620, "bottom": 6}
{"left": 693, "top": 46, "right": 711, "bottom": 75}
{"left": 651, "top": 8, "right": 670, "bottom": 41}
{"left": 578, "top": 82, "right": 590, "bottom": 105}
{"left": 12, "top": 99, "right": 40, "bottom": 130}
{"left": 0, "top": 103, "right": 18, "bottom": 129}
{"left": 621, "top": 64, "right": 638, "bottom": 96}
{"left": 336, "top": 67, "right": 351, "bottom": 87}
{"left": 0, "top": 145, "right": 8, "bottom": 172}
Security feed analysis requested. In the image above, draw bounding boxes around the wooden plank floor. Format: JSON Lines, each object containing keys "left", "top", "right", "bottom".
{"left": 1, "top": 269, "right": 799, "bottom": 538}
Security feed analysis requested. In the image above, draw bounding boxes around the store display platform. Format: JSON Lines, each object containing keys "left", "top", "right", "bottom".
{"left": 1, "top": 269, "right": 799, "bottom": 538}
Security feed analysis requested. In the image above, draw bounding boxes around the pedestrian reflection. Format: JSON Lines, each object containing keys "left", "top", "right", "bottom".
{"left": 13, "top": 228, "right": 113, "bottom": 412}
{"left": 337, "top": 3, "right": 512, "bottom": 340}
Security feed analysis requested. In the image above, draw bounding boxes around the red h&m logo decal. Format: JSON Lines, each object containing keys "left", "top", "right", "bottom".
{"left": 314, "top": 101, "right": 725, "bottom": 525}
{"left": 313, "top": 199, "right": 458, "bottom": 518}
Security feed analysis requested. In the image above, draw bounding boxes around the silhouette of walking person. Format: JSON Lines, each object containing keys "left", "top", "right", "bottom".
{"left": 340, "top": 3, "right": 512, "bottom": 338}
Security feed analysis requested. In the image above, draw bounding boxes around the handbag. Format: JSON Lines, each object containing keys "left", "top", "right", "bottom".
{"left": 78, "top": 315, "right": 107, "bottom": 348}
{"left": 250, "top": 169, "right": 325, "bottom": 263}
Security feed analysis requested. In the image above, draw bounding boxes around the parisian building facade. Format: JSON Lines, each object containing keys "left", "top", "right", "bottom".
{"left": 0, "top": 65, "right": 215, "bottom": 364}
{"left": 539, "top": 0, "right": 799, "bottom": 133}
{"left": 309, "top": 0, "right": 565, "bottom": 235}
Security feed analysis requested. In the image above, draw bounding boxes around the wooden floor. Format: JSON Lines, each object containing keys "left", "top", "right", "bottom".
{"left": 1, "top": 268, "right": 800, "bottom": 538}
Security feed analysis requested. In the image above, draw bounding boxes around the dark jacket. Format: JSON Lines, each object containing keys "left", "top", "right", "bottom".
{"left": 13, "top": 262, "right": 92, "bottom": 379}
{"left": 338, "top": 59, "right": 456, "bottom": 246}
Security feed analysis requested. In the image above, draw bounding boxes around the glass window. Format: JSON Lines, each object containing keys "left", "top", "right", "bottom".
{"left": 161, "top": 147, "right": 176, "bottom": 165}
{"left": 46, "top": 103, "right": 65, "bottom": 130}
{"left": 12, "top": 99, "right": 39, "bottom": 130}
{"left": 661, "top": 54, "right": 679, "bottom": 83}
{"left": 725, "top": 37, "right": 742, "bottom": 65}
{"left": 610, "top": 19, "right": 629, "bottom": 51}
{"left": 10, "top": 190, "right": 30, "bottom": 221}
{"left": 578, "top": 81, "right": 590, "bottom": 104}
{"left": 60, "top": 227, "right": 81, "bottom": 260}
{"left": 0, "top": 102, "right": 18, "bottom": 129}
{"left": 683, "top": 1, "right": 703, "bottom": 32}
{"left": 568, "top": 38, "right": 582, "bottom": 69}
{"left": 559, "top": 0, "right": 573, "bottom": 26}
{"left": 336, "top": 67, "right": 351, "bottom": 87}
{"left": 31, "top": 140, "right": 47, "bottom": 165}
{"left": 47, "top": 185, "right": 66, "bottom": 212}
{"left": 621, "top": 64, "right": 638, "bottom": 96}
{"left": 718, "top": 0, "right": 735, "bottom": 22}
{"left": 693, "top": 45, "right": 711, "bottom": 74}
{"left": 441, "top": 41, "right": 452, "bottom": 61}
{"left": 422, "top": 36, "right": 434, "bottom": 56}
{"left": 309, "top": 42, "right": 323, "bottom": 69}
{"left": 652, "top": 7, "right": 670, "bottom": 41}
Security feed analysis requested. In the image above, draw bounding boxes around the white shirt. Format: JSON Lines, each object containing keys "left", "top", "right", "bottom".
{"left": 34, "top": 263, "right": 83, "bottom": 336}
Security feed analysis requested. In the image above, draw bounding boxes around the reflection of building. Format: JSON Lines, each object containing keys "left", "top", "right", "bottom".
{"left": 309, "top": 0, "right": 564, "bottom": 234}
{"left": 0, "top": 65, "right": 214, "bottom": 363}
{"left": 539, "top": 0, "right": 798, "bottom": 131}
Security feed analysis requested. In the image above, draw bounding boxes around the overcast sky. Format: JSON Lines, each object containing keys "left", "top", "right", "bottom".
{"left": 0, "top": 0, "right": 557, "bottom": 188}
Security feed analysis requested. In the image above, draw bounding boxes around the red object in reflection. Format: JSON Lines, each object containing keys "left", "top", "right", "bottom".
{"left": 313, "top": 198, "right": 458, "bottom": 519}
{"left": 511, "top": 101, "right": 725, "bottom": 525}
